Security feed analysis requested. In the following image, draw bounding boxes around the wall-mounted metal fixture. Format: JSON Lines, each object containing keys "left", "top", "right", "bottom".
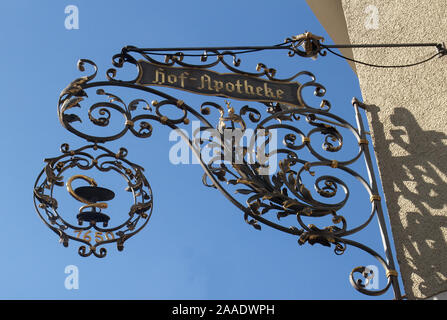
{"left": 34, "top": 144, "right": 153, "bottom": 258}
{"left": 35, "top": 32, "right": 446, "bottom": 298}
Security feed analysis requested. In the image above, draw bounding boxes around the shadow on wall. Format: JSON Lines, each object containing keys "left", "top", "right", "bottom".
{"left": 367, "top": 105, "right": 447, "bottom": 299}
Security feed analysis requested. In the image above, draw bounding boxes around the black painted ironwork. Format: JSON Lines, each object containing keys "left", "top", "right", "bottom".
{"left": 34, "top": 144, "right": 153, "bottom": 258}
{"left": 33, "top": 33, "right": 416, "bottom": 299}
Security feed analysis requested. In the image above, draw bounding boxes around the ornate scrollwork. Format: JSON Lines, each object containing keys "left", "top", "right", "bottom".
{"left": 33, "top": 144, "right": 153, "bottom": 258}
{"left": 197, "top": 107, "right": 368, "bottom": 238}
{"left": 284, "top": 32, "right": 327, "bottom": 59}
{"left": 46, "top": 45, "right": 402, "bottom": 297}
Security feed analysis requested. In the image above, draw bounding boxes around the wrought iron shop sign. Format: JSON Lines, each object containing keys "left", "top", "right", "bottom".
{"left": 137, "top": 60, "right": 301, "bottom": 106}
{"left": 35, "top": 33, "right": 405, "bottom": 299}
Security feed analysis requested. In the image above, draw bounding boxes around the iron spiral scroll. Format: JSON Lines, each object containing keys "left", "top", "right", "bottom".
{"left": 34, "top": 144, "right": 153, "bottom": 258}
{"left": 39, "top": 40, "right": 402, "bottom": 298}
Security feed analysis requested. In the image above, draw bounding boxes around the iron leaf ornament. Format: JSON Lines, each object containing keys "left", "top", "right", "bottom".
{"left": 34, "top": 33, "right": 403, "bottom": 298}
{"left": 34, "top": 144, "right": 153, "bottom": 258}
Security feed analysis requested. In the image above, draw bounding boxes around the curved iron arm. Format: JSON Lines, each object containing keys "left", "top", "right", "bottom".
{"left": 43, "top": 43, "right": 404, "bottom": 298}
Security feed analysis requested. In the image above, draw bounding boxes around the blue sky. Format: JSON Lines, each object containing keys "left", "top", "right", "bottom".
{"left": 0, "top": 0, "right": 401, "bottom": 299}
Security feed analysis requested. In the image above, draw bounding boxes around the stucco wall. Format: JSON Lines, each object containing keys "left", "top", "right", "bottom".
{"left": 305, "top": 0, "right": 356, "bottom": 73}
{"left": 341, "top": 0, "right": 447, "bottom": 299}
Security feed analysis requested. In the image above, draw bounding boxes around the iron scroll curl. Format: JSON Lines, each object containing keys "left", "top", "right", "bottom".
{"left": 48, "top": 44, "right": 401, "bottom": 297}
{"left": 34, "top": 143, "right": 153, "bottom": 258}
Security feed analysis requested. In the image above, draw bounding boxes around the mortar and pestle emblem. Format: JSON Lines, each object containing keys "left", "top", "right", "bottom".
{"left": 66, "top": 175, "right": 115, "bottom": 227}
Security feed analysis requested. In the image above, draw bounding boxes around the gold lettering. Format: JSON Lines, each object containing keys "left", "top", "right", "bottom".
{"left": 276, "top": 89, "right": 284, "bottom": 99}
{"left": 263, "top": 83, "right": 274, "bottom": 98}
{"left": 198, "top": 74, "right": 213, "bottom": 90}
{"left": 167, "top": 74, "right": 177, "bottom": 84}
{"left": 244, "top": 80, "right": 255, "bottom": 95}
{"left": 225, "top": 82, "right": 235, "bottom": 92}
{"left": 178, "top": 72, "right": 189, "bottom": 88}
{"left": 235, "top": 80, "right": 243, "bottom": 93}
{"left": 153, "top": 68, "right": 165, "bottom": 84}
{"left": 155, "top": 66, "right": 290, "bottom": 103}
{"left": 214, "top": 80, "right": 224, "bottom": 92}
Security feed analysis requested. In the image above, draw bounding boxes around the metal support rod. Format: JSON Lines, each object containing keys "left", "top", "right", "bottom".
{"left": 352, "top": 97, "right": 403, "bottom": 300}
{"left": 124, "top": 45, "right": 288, "bottom": 52}
{"left": 323, "top": 43, "right": 440, "bottom": 49}
{"left": 126, "top": 42, "right": 443, "bottom": 53}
